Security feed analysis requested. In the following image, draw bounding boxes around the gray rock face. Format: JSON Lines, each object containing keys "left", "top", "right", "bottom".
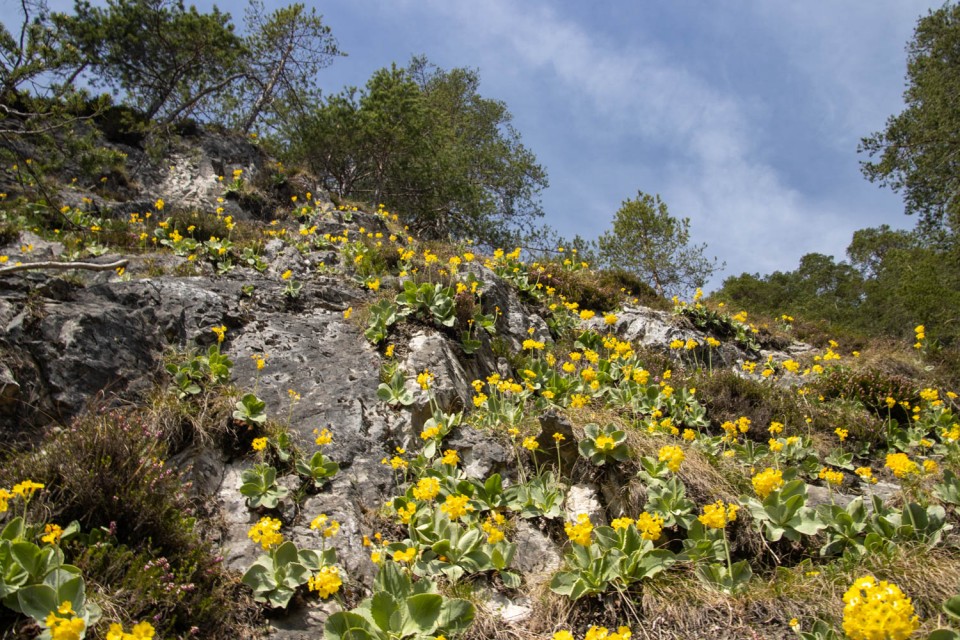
{"left": 511, "top": 520, "right": 561, "bottom": 584}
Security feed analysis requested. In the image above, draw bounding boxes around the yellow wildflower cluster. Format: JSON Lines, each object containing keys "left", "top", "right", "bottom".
{"left": 751, "top": 468, "right": 784, "bottom": 499}
{"left": 396, "top": 502, "right": 416, "bottom": 524}
{"left": 522, "top": 338, "right": 545, "bottom": 350}
{"left": 251, "top": 437, "right": 268, "bottom": 452}
{"left": 440, "top": 494, "right": 474, "bottom": 520}
{"left": 12, "top": 479, "right": 44, "bottom": 500}
{"left": 854, "top": 467, "right": 878, "bottom": 484}
{"left": 658, "top": 445, "right": 685, "bottom": 473}
{"left": 42, "top": 523, "right": 63, "bottom": 545}
{"left": 481, "top": 512, "right": 506, "bottom": 544}
{"left": 842, "top": 576, "right": 918, "bottom": 640}
{"left": 885, "top": 452, "right": 918, "bottom": 478}
{"left": 721, "top": 416, "right": 750, "bottom": 442}
{"left": 314, "top": 428, "right": 333, "bottom": 446}
{"left": 393, "top": 547, "right": 417, "bottom": 563}
{"left": 698, "top": 500, "right": 738, "bottom": 529}
{"left": 441, "top": 449, "right": 460, "bottom": 465}
{"left": 565, "top": 513, "right": 593, "bottom": 545}
{"left": 45, "top": 602, "right": 87, "bottom": 640}
{"left": 594, "top": 434, "right": 616, "bottom": 451}
{"left": 106, "top": 620, "right": 155, "bottom": 640}
{"left": 310, "top": 514, "right": 340, "bottom": 538}
{"left": 635, "top": 512, "right": 664, "bottom": 541}
{"left": 1, "top": 480, "right": 44, "bottom": 513}
{"left": 248, "top": 517, "right": 283, "bottom": 550}
{"left": 914, "top": 324, "right": 925, "bottom": 349}
{"left": 819, "top": 467, "right": 844, "bottom": 487}
{"left": 412, "top": 477, "right": 440, "bottom": 501}
{"left": 416, "top": 369, "right": 434, "bottom": 390}
{"left": 308, "top": 566, "right": 342, "bottom": 598}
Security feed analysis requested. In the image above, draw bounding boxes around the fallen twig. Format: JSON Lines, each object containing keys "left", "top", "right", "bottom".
{"left": 0, "top": 259, "right": 128, "bottom": 276}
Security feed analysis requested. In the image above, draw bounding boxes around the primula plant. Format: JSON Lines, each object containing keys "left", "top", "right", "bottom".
{"left": 550, "top": 512, "right": 675, "bottom": 600}
{"left": 241, "top": 516, "right": 339, "bottom": 609}
{"left": 240, "top": 464, "right": 290, "bottom": 510}
{"left": 324, "top": 561, "right": 475, "bottom": 640}
{"left": 578, "top": 423, "right": 630, "bottom": 466}
{"left": 740, "top": 477, "right": 825, "bottom": 543}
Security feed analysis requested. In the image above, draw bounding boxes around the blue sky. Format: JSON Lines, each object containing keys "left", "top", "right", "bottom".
{"left": 11, "top": 1, "right": 941, "bottom": 287}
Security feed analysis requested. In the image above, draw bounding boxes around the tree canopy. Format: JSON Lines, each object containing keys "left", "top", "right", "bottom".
{"left": 860, "top": 3, "right": 960, "bottom": 234}
{"left": 282, "top": 57, "right": 547, "bottom": 248}
{"left": 596, "top": 191, "right": 719, "bottom": 298}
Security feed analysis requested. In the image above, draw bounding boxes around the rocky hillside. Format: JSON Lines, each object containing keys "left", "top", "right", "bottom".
{"left": 1, "top": 130, "right": 958, "bottom": 640}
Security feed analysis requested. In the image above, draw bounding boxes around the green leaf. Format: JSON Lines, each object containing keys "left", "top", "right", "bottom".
{"left": 1, "top": 518, "right": 24, "bottom": 541}
{"left": 500, "top": 570, "right": 521, "bottom": 589}
{"left": 325, "top": 612, "right": 377, "bottom": 640}
{"left": 370, "top": 591, "right": 399, "bottom": 632}
{"left": 16, "top": 584, "right": 58, "bottom": 622}
{"left": 403, "top": 593, "right": 443, "bottom": 635}
{"left": 437, "top": 597, "right": 475, "bottom": 634}
{"left": 944, "top": 595, "right": 960, "bottom": 621}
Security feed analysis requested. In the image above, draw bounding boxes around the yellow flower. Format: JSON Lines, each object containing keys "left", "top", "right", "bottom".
{"left": 440, "top": 494, "right": 474, "bottom": 520}
{"left": 522, "top": 338, "right": 545, "bottom": 350}
{"left": 842, "top": 576, "right": 918, "bottom": 640}
{"left": 570, "top": 393, "right": 589, "bottom": 409}
{"left": 522, "top": 437, "right": 539, "bottom": 451}
{"left": 818, "top": 467, "right": 844, "bottom": 487}
{"left": 248, "top": 517, "right": 283, "bottom": 550}
{"left": 885, "top": 452, "right": 918, "bottom": 478}
{"left": 923, "top": 459, "right": 939, "bottom": 474}
{"left": 565, "top": 513, "right": 593, "bottom": 545}
{"left": 211, "top": 325, "right": 227, "bottom": 343}
{"left": 385, "top": 344, "right": 395, "bottom": 358}
{"left": 251, "top": 437, "right": 268, "bottom": 452}
{"left": 393, "top": 547, "right": 417, "bottom": 563}
{"left": 658, "top": 445, "right": 684, "bottom": 472}
{"left": 420, "top": 426, "right": 441, "bottom": 440}
{"left": 552, "top": 432, "right": 566, "bottom": 443}
{"left": 154, "top": 198, "right": 164, "bottom": 210}
{"left": 11, "top": 480, "right": 44, "bottom": 500}
{"left": 835, "top": 428, "right": 848, "bottom": 442}
{"left": 308, "top": 566, "right": 342, "bottom": 599}
{"left": 441, "top": 449, "right": 459, "bottom": 465}
{"left": 610, "top": 517, "right": 635, "bottom": 531}
{"left": 343, "top": 307, "right": 353, "bottom": 319}
{"left": 412, "top": 477, "right": 440, "bottom": 501}
{"left": 553, "top": 632, "right": 575, "bottom": 640}
{"left": 604, "top": 313, "right": 618, "bottom": 325}
{"left": 396, "top": 502, "right": 417, "bottom": 524}
{"left": 281, "top": 269, "right": 293, "bottom": 280}
{"left": 594, "top": 434, "right": 616, "bottom": 451}
{"left": 314, "top": 428, "right": 333, "bottom": 446}
{"left": 751, "top": 468, "right": 784, "bottom": 499}
{"left": 417, "top": 370, "right": 434, "bottom": 390}
{"left": 0, "top": 488, "right": 11, "bottom": 513}
{"left": 698, "top": 500, "right": 738, "bottom": 529}
{"left": 635, "top": 511, "right": 664, "bottom": 541}
{"left": 41, "top": 523, "right": 63, "bottom": 545}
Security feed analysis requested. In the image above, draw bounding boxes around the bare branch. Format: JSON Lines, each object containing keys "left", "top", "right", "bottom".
{"left": 0, "top": 259, "right": 128, "bottom": 275}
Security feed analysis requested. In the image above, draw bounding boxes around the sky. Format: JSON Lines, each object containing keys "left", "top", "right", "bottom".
{"left": 8, "top": 1, "right": 943, "bottom": 288}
